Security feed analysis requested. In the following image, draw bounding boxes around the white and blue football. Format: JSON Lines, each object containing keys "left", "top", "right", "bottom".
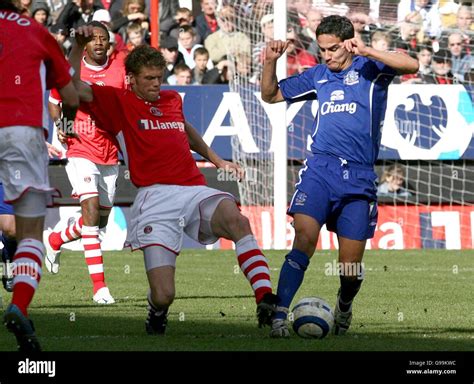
{"left": 292, "top": 297, "right": 334, "bottom": 339}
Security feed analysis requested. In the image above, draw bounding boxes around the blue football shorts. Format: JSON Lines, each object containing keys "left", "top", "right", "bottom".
{"left": 289, "top": 154, "right": 378, "bottom": 241}
{"left": 0, "top": 183, "right": 14, "bottom": 216}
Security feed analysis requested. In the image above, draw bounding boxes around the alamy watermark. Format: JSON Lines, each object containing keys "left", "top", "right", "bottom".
{"left": 324, "top": 260, "right": 365, "bottom": 280}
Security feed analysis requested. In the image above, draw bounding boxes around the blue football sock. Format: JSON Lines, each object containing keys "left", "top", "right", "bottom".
{"left": 338, "top": 275, "right": 363, "bottom": 312}
{"left": 1, "top": 234, "right": 17, "bottom": 263}
{"left": 274, "top": 249, "right": 310, "bottom": 320}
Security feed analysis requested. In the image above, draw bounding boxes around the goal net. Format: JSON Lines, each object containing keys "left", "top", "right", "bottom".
{"left": 227, "top": 0, "right": 474, "bottom": 250}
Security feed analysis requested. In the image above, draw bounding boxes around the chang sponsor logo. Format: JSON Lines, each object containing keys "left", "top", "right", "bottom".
{"left": 320, "top": 101, "right": 357, "bottom": 115}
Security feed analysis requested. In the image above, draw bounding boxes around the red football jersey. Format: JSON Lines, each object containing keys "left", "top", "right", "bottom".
{"left": 87, "top": 86, "right": 206, "bottom": 187}
{"left": 50, "top": 55, "right": 127, "bottom": 164}
{"left": 0, "top": 11, "right": 72, "bottom": 129}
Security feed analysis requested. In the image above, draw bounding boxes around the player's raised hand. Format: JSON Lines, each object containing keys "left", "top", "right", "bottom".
{"left": 74, "top": 25, "right": 94, "bottom": 47}
{"left": 265, "top": 40, "right": 291, "bottom": 61}
{"left": 343, "top": 36, "right": 369, "bottom": 56}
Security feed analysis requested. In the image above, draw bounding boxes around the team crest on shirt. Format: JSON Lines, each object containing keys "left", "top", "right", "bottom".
{"left": 294, "top": 191, "right": 307, "bottom": 206}
{"left": 330, "top": 90, "right": 345, "bottom": 101}
{"left": 144, "top": 225, "right": 153, "bottom": 234}
{"left": 150, "top": 106, "right": 162, "bottom": 116}
{"left": 84, "top": 176, "right": 91, "bottom": 183}
{"left": 344, "top": 70, "right": 359, "bottom": 85}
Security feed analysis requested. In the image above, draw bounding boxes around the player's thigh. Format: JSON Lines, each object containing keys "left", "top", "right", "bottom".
{"left": 182, "top": 186, "right": 235, "bottom": 244}
{"left": 126, "top": 185, "right": 186, "bottom": 254}
{"left": 0, "top": 127, "right": 51, "bottom": 203}
{"left": 65, "top": 157, "right": 100, "bottom": 201}
{"left": 97, "top": 164, "right": 119, "bottom": 209}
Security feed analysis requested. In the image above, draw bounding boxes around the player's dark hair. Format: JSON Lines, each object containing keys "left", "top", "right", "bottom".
{"left": 87, "top": 21, "right": 110, "bottom": 41}
{"left": 125, "top": 45, "right": 167, "bottom": 74}
{"left": 316, "top": 15, "right": 354, "bottom": 41}
{"left": 0, "top": 0, "right": 19, "bottom": 11}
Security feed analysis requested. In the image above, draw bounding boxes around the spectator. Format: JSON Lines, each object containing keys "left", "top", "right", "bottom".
{"left": 391, "top": 14, "right": 425, "bottom": 58}
{"left": 397, "top": 0, "right": 442, "bottom": 38}
{"left": 291, "top": 0, "right": 313, "bottom": 29}
{"left": 169, "top": 7, "right": 202, "bottom": 44}
{"left": 110, "top": 0, "right": 148, "bottom": 42}
{"left": 31, "top": 1, "right": 51, "bottom": 26}
{"left": 396, "top": 41, "right": 433, "bottom": 83}
{"left": 158, "top": 0, "right": 179, "bottom": 36}
{"left": 371, "top": 30, "right": 392, "bottom": 51}
{"left": 301, "top": 8, "right": 323, "bottom": 57}
{"left": 417, "top": 42, "right": 434, "bottom": 74}
{"left": 44, "top": 0, "right": 68, "bottom": 24}
{"left": 192, "top": 47, "right": 229, "bottom": 85}
{"left": 377, "top": 164, "right": 412, "bottom": 198}
{"left": 178, "top": 24, "right": 212, "bottom": 70}
{"left": 55, "top": 0, "right": 103, "bottom": 34}
{"left": 446, "top": 31, "right": 473, "bottom": 81}
{"left": 204, "top": 5, "right": 251, "bottom": 65}
{"left": 349, "top": 11, "right": 376, "bottom": 45}
{"left": 252, "top": 13, "right": 274, "bottom": 84}
{"left": 125, "top": 21, "right": 144, "bottom": 51}
{"left": 169, "top": 63, "right": 193, "bottom": 86}
{"left": 286, "top": 27, "right": 318, "bottom": 76}
{"left": 195, "top": 0, "right": 218, "bottom": 41}
{"left": 422, "top": 49, "right": 457, "bottom": 84}
{"left": 160, "top": 36, "right": 185, "bottom": 84}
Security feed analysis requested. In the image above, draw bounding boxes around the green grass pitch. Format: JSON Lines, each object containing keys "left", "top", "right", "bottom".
{"left": 0, "top": 249, "right": 472, "bottom": 351}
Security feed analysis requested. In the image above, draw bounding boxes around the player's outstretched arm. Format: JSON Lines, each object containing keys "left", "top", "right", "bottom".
{"left": 185, "top": 122, "right": 244, "bottom": 180}
{"left": 261, "top": 40, "right": 290, "bottom": 104}
{"left": 343, "top": 36, "right": 419, "bottom": 74}
{"left": 57, "top": 81, "right": 79, "bottom": 135}
{"left": 69, "top": 26, "right": 94, "bottom": 103}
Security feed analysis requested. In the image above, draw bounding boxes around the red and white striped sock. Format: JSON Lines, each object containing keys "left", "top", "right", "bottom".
{"left": 236, "top": 234, "right": 272, "bottom": 304}
{"left": 11, "top": 239, "right": 44, "bottom": 316}
{"left": 48, "top": 216, "right": 84, "bottom": 251}
{"left": 82, "top": 225, "right": 106, "bottom": 294}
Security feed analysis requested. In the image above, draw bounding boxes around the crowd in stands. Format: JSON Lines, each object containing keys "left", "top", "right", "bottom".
{"left": 12, "top": 0, "right": 474, "bottom": 85}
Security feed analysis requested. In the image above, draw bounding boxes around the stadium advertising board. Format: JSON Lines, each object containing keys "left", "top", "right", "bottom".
{"left": 165, "top": 84, "right": 474, "bottom": 161}
{"left": 45, "top": 205, "right": 474, "bottom": 250}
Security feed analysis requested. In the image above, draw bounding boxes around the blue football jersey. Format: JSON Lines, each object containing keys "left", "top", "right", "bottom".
{"left": 279, "top": 56, "right": 397, "bottom": 166}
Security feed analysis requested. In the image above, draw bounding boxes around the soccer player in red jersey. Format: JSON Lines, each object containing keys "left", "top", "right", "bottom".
{"left": 0, "top": 0, "right": 79, "bottom": 351}
{"left": 44, "top": 21, "right": 127, "bottom": 304}
{"left": 69, "top": 26, "right": 279, "bottom": 333}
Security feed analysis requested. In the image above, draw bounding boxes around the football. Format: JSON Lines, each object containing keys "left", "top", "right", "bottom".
{"left": 292, "top": 297, "right": 335, "bottom": 339}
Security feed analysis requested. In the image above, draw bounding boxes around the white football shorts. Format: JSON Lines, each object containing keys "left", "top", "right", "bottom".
{"left": 0, "top": 126, "right": 58, "bottom": 204}
{"left": 65, "top": 157, "right": 119, "bottom": 208}
{"left": 126, "top": 184, "right": 235, "bottom": 253}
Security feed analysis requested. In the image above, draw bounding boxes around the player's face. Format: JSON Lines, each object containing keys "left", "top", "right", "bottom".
{"left": 85, "top": 27, "right": 110, "bottom": 65}
{"left": 130, "top": 66, "right": 164, "bottom": 102}
{"left": 317, "top": 34, "right": 352, "bottom": 72}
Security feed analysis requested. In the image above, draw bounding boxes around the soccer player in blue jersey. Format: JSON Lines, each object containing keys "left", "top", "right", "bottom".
{"left": 261, "top": 15, "right": 419, "bottom": 338}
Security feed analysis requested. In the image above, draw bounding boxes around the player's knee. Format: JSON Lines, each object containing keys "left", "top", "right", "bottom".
{"left": 2, "top": 222, "right": 16, "bottom": 239}
{"left": 151, "top": 287, "right": 175, "bottom": 308}
{"left": 294, "top": 227, "right": 317, "bottom": 256}
{"left": 227, "top": 213, "right": 251, "bottom": 237}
